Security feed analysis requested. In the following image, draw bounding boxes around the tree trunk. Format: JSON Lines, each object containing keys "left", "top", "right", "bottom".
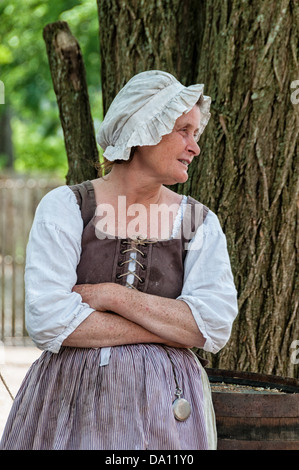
{"left": 186, "top": 0, "right": 299, "bottom": 378}
{"left": 43, "top": 21, "right": 99, "bottom": 184}
{"left": 97, "top": 0, "right": 299, "bottom": 378}
{"left": 97, "top": 0, "right": 203, "bottom": 113}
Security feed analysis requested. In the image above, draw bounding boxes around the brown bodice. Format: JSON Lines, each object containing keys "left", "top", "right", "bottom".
{"left": 70, "top": 181, "right": 208, "bottom": 299}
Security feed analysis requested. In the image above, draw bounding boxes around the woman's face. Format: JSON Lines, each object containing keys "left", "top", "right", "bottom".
{"left": 133, "top": 105, "right": 202, "bottom": 185}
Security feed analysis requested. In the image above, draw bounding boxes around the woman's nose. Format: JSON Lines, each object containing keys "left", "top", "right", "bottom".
{"left": 187, "top": 139, "right": 200, "bottom": 156}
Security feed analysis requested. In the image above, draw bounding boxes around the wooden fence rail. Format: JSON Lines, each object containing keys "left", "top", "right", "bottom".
{"left": 0, "top": 176, "right": 62, "bottom": 343}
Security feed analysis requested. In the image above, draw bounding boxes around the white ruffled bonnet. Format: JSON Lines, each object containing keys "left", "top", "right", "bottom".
{"left": 96, "top": 70, "right": 211, "bottom": 162}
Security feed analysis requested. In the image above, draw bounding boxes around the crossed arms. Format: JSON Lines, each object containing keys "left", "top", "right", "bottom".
{"left": 62, "top": 282, "right": 206, "bottom": 349}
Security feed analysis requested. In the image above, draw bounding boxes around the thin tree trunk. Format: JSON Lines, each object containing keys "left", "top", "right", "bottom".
{"left": 97, "top": 0, "right": 299, "bottom": 377}
{"left": 43, "top": 21, "right": 99, "bottom": 184}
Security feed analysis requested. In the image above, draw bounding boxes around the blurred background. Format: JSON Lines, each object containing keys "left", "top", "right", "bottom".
{"left": 0, "top": 0, "right": 101, "bottom": 179}
{"left": 0, "top": 0, "right": 102, "bottom": 343}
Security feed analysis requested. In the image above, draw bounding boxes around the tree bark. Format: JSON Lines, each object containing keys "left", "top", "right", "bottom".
{"left": 43, "top": 21, "right": 99, "bottom": 184}
{"left": 180, "top": 0, "right": 299, "bottom": 378}
{"left": 97, "top": 0, "right": 203, "bottom": 113}
{"left": 97, "top": 0, "right": 299, "bottom": 378}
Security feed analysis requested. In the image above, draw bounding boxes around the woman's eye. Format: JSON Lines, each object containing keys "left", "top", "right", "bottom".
{"left": 178, "top": 128, "right": 200, "bottom": 142}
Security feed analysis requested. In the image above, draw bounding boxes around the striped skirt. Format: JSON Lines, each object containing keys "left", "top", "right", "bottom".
{"left": 0, "top": 345, "right": 217, "bottom": 450}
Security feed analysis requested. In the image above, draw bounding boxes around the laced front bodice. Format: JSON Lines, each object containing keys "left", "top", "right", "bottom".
{"left": 72, "top": 181, "right": 208, "bottom": 299}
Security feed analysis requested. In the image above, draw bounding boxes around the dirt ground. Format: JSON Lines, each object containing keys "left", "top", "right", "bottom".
{"left": 0, "top": 345, "right": 41, "bottom": 439}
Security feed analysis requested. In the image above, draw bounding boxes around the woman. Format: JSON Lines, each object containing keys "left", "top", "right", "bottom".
{"left": 0, "top": 70, "right": 238, "bottom": 450}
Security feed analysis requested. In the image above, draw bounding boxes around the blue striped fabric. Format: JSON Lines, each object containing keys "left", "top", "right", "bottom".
{"left": 0, "top": 345, "right": 211, "bottom": 450}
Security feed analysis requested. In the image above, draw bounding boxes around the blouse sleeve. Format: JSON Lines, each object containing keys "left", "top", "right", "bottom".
{"left": 177, "top": 210, "right": 238, "bottom": 354}
{"left": 25, "top": 186, "right": 95, "bottom": 353}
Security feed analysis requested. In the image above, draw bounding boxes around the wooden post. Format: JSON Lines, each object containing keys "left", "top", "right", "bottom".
{"left": 43, "top": 21, "right": 99, "bottom": 184}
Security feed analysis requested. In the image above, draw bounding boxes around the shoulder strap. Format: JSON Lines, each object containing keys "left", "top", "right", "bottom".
{"left": 181, "top": 196, "right": 209, "bottom": 243}
{"left": 188, "top": 196, "right": 209, "bottom": 226}
{"left": 69, "top": 180, "right": 97, "bottom": 228}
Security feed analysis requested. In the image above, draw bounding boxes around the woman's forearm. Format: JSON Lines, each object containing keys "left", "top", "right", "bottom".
{"left": 62, "top": 310, "right": 189, "bottom": 349}
{"left": 110, "top": 285, "right": 205, "bottom": 348}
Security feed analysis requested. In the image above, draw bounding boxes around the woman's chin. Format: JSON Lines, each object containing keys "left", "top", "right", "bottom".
{"left": 167, "top": 175, "right": 189, "bottom": 186}
{"left": 175, "top": 171, "right": 189, "bottom": 184}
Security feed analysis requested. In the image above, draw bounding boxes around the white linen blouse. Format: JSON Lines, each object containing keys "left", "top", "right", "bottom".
{"left": 25, "top": 185, "right": 238, "bottom": 358}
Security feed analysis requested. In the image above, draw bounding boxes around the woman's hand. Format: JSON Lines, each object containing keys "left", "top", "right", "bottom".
{"left": 72, "top": 283, "right": 111, "bottom": 312}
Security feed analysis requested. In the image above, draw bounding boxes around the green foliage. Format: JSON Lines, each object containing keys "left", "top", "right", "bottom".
{"left": 12, "top": 115, "right": 69, "bottom": 177}
{"left": 0, "top": 0, "right": 102, "bottom": 178}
